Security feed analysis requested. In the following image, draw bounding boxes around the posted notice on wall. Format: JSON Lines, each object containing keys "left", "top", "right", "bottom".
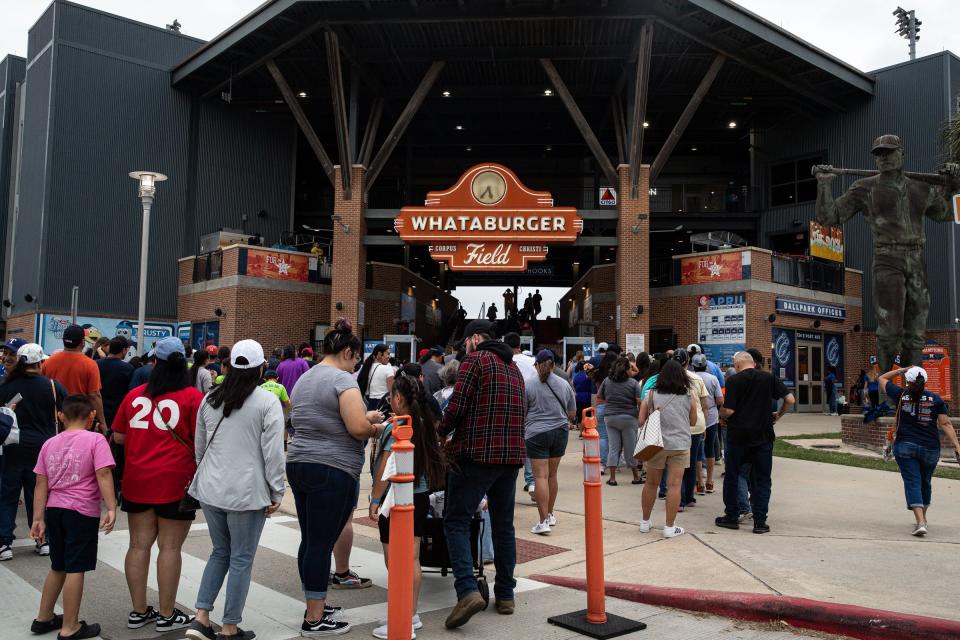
{"left": 697, "top": 293, "right": 746, "bottom": 368}
{"left": 625, "top": 333, "right": 644, "bottom": 356}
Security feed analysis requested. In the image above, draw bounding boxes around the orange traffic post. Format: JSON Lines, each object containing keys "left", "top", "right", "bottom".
{"left": 547, "top": 407, "right": 646, "bottom": 638}
{"left": 387, "top": 415, "right": 415, "bottom": 640}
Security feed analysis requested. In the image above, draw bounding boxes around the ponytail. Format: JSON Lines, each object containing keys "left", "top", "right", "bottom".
{"left": 323, "top": 318, "right": 361, "bottom": 357}
{"left": 392, "top": 375, "right": 446, "bottom": 491}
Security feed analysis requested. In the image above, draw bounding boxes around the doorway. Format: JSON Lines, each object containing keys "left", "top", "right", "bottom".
{"left": 796, "top": 341, "right": 824, "bottom": 412}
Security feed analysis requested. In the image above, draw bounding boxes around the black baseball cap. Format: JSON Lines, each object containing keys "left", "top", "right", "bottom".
{"left": 462, "top": 319, "right": 496, "bottom": 340}
{"left": 62, "top": 325, "right": 86, "bottom": 349}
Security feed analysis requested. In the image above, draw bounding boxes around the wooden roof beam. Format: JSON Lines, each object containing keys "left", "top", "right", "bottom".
{"left": 627, "top": 20, "right": 654, "bottom": 198}
{"left": 266, "top": 59, "right": 336, "bottom": 188}
{"left": 540, "top": 58, "right": 618, "bottom": 189}
{"left": 325, "top": 31, "right": 352, "bottom": 199}
{"left": 366, "top": 61, "right": 446, "bottom": 192}
{"left": 650, "top": 54, "right": 726, "bottom": 183}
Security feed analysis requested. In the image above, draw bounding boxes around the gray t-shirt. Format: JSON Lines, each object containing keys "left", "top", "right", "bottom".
{"left": 695, "top": 371, "right": 723, "bottom": 426}
{"left": 599, "top": 378, "right": 641, "bottom": 418}
{"left": 650, "top": 391, "right": 692, "bottom": 451}
{"left": 524, "top": 373, "right": 576, "bottom": 439}
{"left": 288, "top": 364, "right": 365, "bottom": 479}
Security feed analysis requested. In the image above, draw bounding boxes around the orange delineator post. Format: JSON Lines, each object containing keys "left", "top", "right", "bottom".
{"left": 580, "top": 407, "right": 607, "bottom": 625}
{"left": 387, "top": 415, "right": 415, "bottom": 640}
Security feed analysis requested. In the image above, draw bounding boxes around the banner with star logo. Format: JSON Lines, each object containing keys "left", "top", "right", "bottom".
{"left": 679, "top": 251, "right": 744, "bottom": 285}
{"left": 245, "top": 249, "right": 311, "bottom": 282}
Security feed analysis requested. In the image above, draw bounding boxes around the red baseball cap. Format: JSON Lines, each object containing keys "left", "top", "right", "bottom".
{"left": 418, "top": 348, "right": 430, "bottom": 359}
{"left": 206, "top": 345, "right": 218, "bottom": 355}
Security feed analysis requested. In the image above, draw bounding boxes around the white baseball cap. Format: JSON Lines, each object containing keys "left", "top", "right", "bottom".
{"left": 17, "top": 343, "right": 48, "bottom": 365}
{"left": 230, "top": 339, "right": 265, "bottom": 370}
{"left": 904, "top": 366, "right": 927, "bottom": 383}
{"left": 687, "top": 343, "right": 702, "bottom": 355}
{"left": 597, "top": 342, "right": 609, "bottom": 351}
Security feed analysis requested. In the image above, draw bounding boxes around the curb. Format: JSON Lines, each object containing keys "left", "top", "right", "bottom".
{"left": 530, "top": 575, "right": 960, "bottom": 640}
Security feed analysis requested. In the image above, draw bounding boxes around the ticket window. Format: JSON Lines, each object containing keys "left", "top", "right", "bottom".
{"left": 796, "top": 342, "right": 824, "bottom": 412}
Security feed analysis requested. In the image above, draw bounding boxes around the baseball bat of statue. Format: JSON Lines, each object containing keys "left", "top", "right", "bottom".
{"left": 811, "top": 165, "right": 949, "bottom": 186}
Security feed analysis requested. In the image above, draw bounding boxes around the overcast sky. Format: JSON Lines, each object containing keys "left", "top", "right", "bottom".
{"left": 3, "top": 0, "right": 958, "bottom": 321}
{"left": 3, "top": 0, "right": 958, "bottom": 69}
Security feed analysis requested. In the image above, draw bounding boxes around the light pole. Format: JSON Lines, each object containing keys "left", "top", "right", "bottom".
{"left": 128, "top": 171, "right": 167, "bottom": 356}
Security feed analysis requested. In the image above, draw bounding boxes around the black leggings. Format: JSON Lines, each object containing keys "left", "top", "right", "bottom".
{"left": 287, "top": 462, "right": 359, "bottom": 600}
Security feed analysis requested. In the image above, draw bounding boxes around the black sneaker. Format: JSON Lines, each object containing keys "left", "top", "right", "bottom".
{"left": 185, "top": 619, "right": 217, "bottom": 640}
{"left": 715, "top": 515, "right": 740, "bottom": 530}
{"left": 303, "top": 607, "right": 343, "bottom": 621}
{"left": 57, "top": 621, "right": 100, "bottom": 640}
{"left": 216, "top": 628, "right": 256, "bottom": 640}
{"left": 301, "top": 615, "right": 351, "bottom": 636}
{"left": 156, "top": 608, "right": 194, "bottom": 633}
{"left": 753, "top": 522, "right": 771, "bottom": 534}
{"left": 31, "top": 613, "right": 63, "bottom": 634}
{"left": 127, "top": 607, "right": 160, "bottom": 629}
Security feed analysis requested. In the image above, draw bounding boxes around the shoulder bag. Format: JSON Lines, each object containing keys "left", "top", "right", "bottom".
{"left": 543, "top": 377, "right": 574, "bottom": 428}
{"left": 162, "top": 400, "right": 225, "bottom": 512}
{"left": 634, "top": 393, "right": 679, "bottom": 462}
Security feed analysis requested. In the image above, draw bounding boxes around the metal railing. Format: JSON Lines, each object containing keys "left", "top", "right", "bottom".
{"left": 772, "top": 254, "right": 844, "bottom": 295}
{"left": 191, "top": 250, "right": 222, "bottom": 283}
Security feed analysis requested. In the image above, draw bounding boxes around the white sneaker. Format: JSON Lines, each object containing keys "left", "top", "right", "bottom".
{"left": 663, "top": 526, "right": 685, "bottom": 538}
{"left": 547, "top": 513, "right": 557, "bottom": 527}
{"left": 528, "top": 484, "right": 537, "bottom": 503}
{"left": 34, "top": 542, "right": 49, "bottom": 556}
{"left": 531, "top": 520, "right": 551, "bottom": 535}
{"left": 372, "top": 624, "right": 416, "bottom": 639}
{"left": 912, "top": 522, "right": 928, "bottom": 537}
{"left": 0, "top": 545, "right": 12, "bottom": 561}
{"left": 375, "top": 615, "right": 422, "bottom": 631}
{"left": 639, "top": 520, "right": 651, "bottom": 533}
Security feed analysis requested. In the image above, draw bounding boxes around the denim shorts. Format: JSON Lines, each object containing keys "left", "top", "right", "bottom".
{"left": 704, "top": 424, "right": 719, "bottom": 458}
{"left": 525, "top": 428, "right": 569, "bottom": 459}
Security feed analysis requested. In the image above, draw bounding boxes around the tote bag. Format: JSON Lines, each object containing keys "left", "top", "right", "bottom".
{"left": 634, "top": 394, "right": 677, "bottom": 462}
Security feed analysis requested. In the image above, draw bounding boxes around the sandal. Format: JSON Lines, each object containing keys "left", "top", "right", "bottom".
{"left": 606, "top": 479, "right": 618, "bottom": 486}
{"left": 631, "top": 477, "right": 644, "bottom": 484}
{"left": 706, "top": 482, "right": 715, "bottom": 493}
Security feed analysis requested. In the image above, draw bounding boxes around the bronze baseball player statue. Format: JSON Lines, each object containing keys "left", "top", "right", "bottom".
{"left": 814, "top": 135, "right": 960, "bottom": 371}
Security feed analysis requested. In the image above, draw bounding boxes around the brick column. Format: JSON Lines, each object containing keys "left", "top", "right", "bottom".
{"left": 329, "top": 166, "right": 367, "bottom": 331}
{"left": 615, "top": 164, "right": 650, "bottom": 348}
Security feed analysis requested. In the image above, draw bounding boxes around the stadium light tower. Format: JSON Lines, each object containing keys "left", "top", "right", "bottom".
{"left": 893, "top": 7, "right": 921, "bottom": 60}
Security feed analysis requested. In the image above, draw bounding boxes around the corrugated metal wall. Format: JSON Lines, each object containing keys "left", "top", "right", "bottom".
{"left": 0, "top": 56, "right": 26, "bottom": 293}
{"left": 758, "top": 53, "right": 956, "bottom": 329}
{"left": 7, "top": 1, "right": 295, "bottom": 320}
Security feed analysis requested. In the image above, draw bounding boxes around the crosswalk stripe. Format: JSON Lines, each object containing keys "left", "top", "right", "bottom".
{"left": 0, "top": 562, "right": 104, "bottom": 640}
{"left": 96, "top": 530, "right": 304, "bottom": 640}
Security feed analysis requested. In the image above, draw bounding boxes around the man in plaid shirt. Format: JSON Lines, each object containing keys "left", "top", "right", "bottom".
{"left": 440, "top": 319, "right": 526, "bottom": 628}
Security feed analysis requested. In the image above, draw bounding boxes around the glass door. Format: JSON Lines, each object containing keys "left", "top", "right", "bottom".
{"left": 796, "top": 343, "right": 824, "bottom": 412}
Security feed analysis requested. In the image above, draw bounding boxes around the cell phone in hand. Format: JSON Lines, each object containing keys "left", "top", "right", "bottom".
{"left": 4, "top": 393, "right": 22, "bottom": 409}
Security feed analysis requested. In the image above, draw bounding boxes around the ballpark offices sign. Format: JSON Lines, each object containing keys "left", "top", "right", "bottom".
{"left": 775, "top": 297, "right": 846, "bottom": 320}
{"left": 394, "top": 164, "right": 583, "bottom": 271}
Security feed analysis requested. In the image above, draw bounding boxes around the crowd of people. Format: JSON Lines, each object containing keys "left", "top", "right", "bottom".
{"left": 0, "top": 317, "right": 955, "bottom": 639}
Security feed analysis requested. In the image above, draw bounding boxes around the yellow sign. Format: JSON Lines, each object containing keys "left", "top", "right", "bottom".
{"left": 810, "top": 221, "right": 844, "bottom": 262}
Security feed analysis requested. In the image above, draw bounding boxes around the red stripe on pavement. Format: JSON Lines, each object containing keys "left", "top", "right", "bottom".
{"left": 530, "top": 575, "right": 960, "bottom": 640}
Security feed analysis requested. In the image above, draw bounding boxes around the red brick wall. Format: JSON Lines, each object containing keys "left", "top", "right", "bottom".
{"left": 329, "top": 166, "right": 367, "bottom": 329}
{"left": 615, "top": 165, "right": 650, "bottom": 346}
{"left": 5, "top": 313, "right": 36, "bottom": 341}
{"left": 364, "top": 263, "right": 460, "bottom": 347}
{"left": 842, "top": 414, "right": 960, "bottom": 452}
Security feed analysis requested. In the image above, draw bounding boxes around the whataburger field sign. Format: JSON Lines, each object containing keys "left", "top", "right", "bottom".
{"left": 394, "top": 164, "right": 583, "bottom": 271}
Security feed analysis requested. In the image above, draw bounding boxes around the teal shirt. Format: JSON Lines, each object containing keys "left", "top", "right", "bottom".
{"left": 640, "top": 374, "right": 659, "bottom": 401}
{"left": 376, "top": 420, "right": 429, "bottom": 494}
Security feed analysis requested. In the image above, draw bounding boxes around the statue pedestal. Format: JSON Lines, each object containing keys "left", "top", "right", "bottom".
{"left": 841, "top": 414, "right": 960, "bottom": 455}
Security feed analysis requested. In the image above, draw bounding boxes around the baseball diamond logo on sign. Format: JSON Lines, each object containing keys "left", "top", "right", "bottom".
{"left": 394, "top": 164, "right": 583, "bottom": 271}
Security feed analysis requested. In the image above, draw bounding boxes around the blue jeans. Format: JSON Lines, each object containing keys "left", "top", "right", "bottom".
{"left": 195, "top": 505, "right": 267, "bottom": 624}
{"left": 444, "top": 462, "right": 519, "bottom": 601}
{"left": 0, "top": 446, "right": 39, "bottom": 545}
{"left": 682, "top": 433, "right": 705, "bottom": 505}
{"left": 595, "top": 404, "right": 609, "bottom": 467}
{"left": 287, "top": 462, "right": 359, "bottom": 600}
{"left": 523, "top": 459, "right": 534, "bottom": 487}
{"left": 826, "top": 386, "right": 837, "bottom": 414}
{"left": 738, "top": 463, "right": 752, "bottom": 514}
{"left": 722, "top": 442, "right": 773, "bottom": 523}
{"left": 894, "top": 441, "right": 940, "bottom": 509}
{"left": 480, "top": 508, "right": 494, "bottom": 562}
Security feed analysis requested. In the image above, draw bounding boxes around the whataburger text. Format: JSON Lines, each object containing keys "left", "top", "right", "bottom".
{"left": 409, "top": 213, "right": 570, "bottom": 234}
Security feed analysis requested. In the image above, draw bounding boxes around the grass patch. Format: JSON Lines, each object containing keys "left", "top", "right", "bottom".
{"left": 773, "top": 439, "right": 960, "bottom": 481}
{"left": 781, "top": 432, "right": 841, "bottom": 440}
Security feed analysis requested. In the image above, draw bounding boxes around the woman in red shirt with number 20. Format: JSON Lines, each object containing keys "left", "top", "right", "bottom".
{"left": 112, "top": 337, "right": 204, "bottom": 634}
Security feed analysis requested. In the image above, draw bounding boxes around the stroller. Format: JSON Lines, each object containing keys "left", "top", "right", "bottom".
{"left": 419, "top": 492, "right": 490, "bottom": 607}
